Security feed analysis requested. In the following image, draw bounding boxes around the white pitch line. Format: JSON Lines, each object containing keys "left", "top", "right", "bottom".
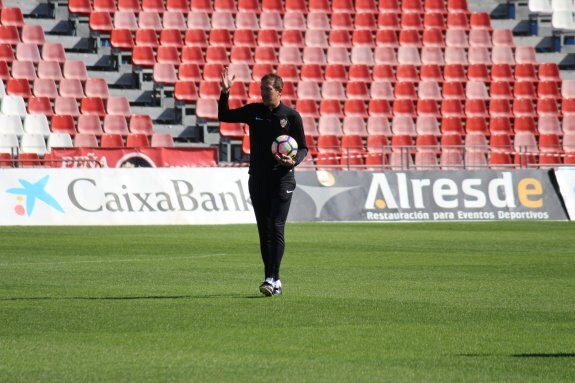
{"left": 0, "top": 253, "right": 231, "bottom": 267}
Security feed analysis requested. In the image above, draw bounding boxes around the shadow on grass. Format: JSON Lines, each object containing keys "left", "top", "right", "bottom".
{"left": 0, "top": 294, "right": 266, "bottom": 301}
{"left": 458, "top": 353, "right": 575, "bottom": 358}
{"left": 512, "top": 353, "right": 575, "bottom": 358}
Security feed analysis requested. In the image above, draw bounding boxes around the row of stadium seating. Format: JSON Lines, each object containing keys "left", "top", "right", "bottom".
{"left": 106, "top": 28, "right": 518, "bottom": 50}
{"left": 69, "top": 0, "right": 472, "bottom": 15}
{"left": 242, "top": 130, "right": 575, "bottom": 169}
{"left": 87, "top": 9, "right": 493, "bottom": 32}
{"left": 0, "top": 131, "right": 174, "bottom": 155}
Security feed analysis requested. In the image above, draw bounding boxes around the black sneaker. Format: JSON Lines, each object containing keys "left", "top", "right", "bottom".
{"left": 259, "top": 280, "right": 274, "bottom": 296}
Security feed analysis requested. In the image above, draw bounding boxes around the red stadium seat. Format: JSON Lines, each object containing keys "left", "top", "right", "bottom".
{"left": 126, "top": 133, "right": 150, "bottom": 148}
{"left": 174, "top": 81, "right": 199, "bottom": 101}
{"left": 100, "top": 133, "right": 125, "bottom": 148}
{"left": 51, "top": 115, "right": 77, "bottom": 136}
{"left": 28, "top": 96, "right": 54, "bottom": 116}
{"left": 151, "top": 133, "right": 175, "bottom": 147}
{"left": 130, "top": 115, "right": 154, "bottom": 135}
{"left": 103, "top": 115, "right": 130, "bottom": 135}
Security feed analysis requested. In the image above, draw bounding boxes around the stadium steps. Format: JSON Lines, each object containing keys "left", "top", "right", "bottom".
{"left": 12, "top": 0, "right": 207, "bottom": 144}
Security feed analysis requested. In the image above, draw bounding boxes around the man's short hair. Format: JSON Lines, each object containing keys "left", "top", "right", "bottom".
{"left": 261, "top": 73, "right": 283, "bottom": 92}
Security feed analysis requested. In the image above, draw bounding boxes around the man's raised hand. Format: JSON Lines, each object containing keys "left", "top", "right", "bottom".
{"left": 221, "top": 66, "right": 235, "bottom": 93}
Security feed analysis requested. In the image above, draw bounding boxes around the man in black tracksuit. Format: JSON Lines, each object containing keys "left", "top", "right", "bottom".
{"left": 218, "top": 68, "right": 308, "bottom": 297}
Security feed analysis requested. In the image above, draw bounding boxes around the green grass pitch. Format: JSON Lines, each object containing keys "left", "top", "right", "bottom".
{"left": 0, "top": 222, "right": 574, "bottom": 382}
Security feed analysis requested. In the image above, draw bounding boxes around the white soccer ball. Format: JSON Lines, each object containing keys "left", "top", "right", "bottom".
{"left": 271, "top": 135, "right": 299, "bottom": 159}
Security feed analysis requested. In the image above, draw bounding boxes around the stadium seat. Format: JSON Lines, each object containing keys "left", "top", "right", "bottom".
{"left": 63, "top": 60, "right": 89, "bottom": 81}
{"left": 318, "top": 116, "right": 343, "bottom": 136}
{"left": 490, "top": 81, "right": 514, "bottom": 100}
{"left": 416, "top": 116, "right": 441, "bottom": 136}
{"left": 166, "top": 0, "right": 189, "bottom": 13}
{"left": 211, "top": 12, "right": 235, "bottom": 30}
{"left": 151, "top": 133, "right": 175, "bottom": 147}
{"left": 32, "top": 78, "right": 58, "bottom": 99}
{"left": 156, "top": 45, "right": 181, "bottom": 67}
{"left": 260, "top": 12, "right": 283, "bottom": 30}
{"left": 298, "top": 81, "right": 322, "bottom": 100}
{"left": 6, "top": 79, "right": 31, "bottom": 98}
{"left": 84, "top": 78, "right": 110, "bottom": 99}
{"left": 416, "top": 99, "right": 439, "bottom": 117}
{"left": 0, "top": 134, "right": 19, "bottom": 158}
{"left": 441, "top": 117, "right": 464, "bottom": 136}
{"left": 514, "top": 131, "right": 539, "bottom": 167}
{"left": 37, "top": 60, "right": 64, "bottom": 81}
{"left": 299, "top": 64, "right": 323, "bottom": 82}
{"left": 368, "top": 100, "right": 393, "bottom": 117}
{"left": 319, "top": 99, "right": 344, "bottom": 117}
{"left": 185, "top": 29, "right": 209, "bottom": 47}
{"left": 24, "top": 114, "right": 51, "bottom": 137}
{"left": 295, "top": 99, "right": 320, "bottom": 118}
{"left": 392, "top": 116, "right": 417, "bottom": 136}
{"left": 153, "top": 63, "right": 178, "bottom": 84}
{"left": 59, "top": 79, "right": 85, "bottom": 99}
{"left": 537, "top": 116, "right": 562, "bottom": 135}
{"left": 195, "top": 99, "right": 218, "bottom": 119}
{"left": 367, "top": 116, "right": 392, "bottom": 137}
{"left": 103, "top": 115, "right": 130, "bottom": 136}
{"left": 51, "top": 115, "right": 77, "bottom": 136}
{"left": 307, "top": 12, "right": 330, "bottom": 31}
{"left": 28, "top": 96, "right": 54, "bottom": 117}
{"left": 396, "top": 65, "right": 419, "bottom": 82}
{"left": 139, "top": 11, "right": 163, "bottom": 30}
{"left": 348, "top": 64, "right": 371, "bottom": 82}
{"left": 47, "top": 133, "right": 73, "bottom": 150}
{"left": 213, "top": 0, "right": 236, "bottom": 12}
{"left": 107, "top": 96, "right": 132, "bottom": 116}
{"left": 317, "top": 135, "right": 341, "bottom": 154}
{"left": 126, "top": 133, "right": 150, "bottom": 148}
{"left": 20, "top": 134, "right": 48, "bottom": 156}
{"left": 0, "top": 114, "right": 24, "bottom": 136}
{"left": 100, "top": 133, "right": 125, "bottom": 148}
{"left": 81, "top": 97, "right": 107, "bottom": 117}
{"left": 163, "top": 11, "right": 187, "bottom": 30}
{"left": 187, "top": 13, "right": 211, "bottom": 30}
{"left": 322, "top": 81, "right": 346, "bottom": 100}
{"left": 174, "top": 81, "right": 199, "bottom": 101}
{"left": 2, "top": 6, "right": 25, "bottom": 27}
{"left": 421, "top": 47, "right": 445, "bottom": 65}
{"left": 326, "top": 47, "right": 351, "bottom": 66}
{"left": 342, "top": 117, "right": 368, "bottom": 137}
{"left": 284, "top": 12, "right": 306, "bottom": 31}
{"left": 76, "top": 115, "right": 104, "bottom": 136}
{"left": 418, "top": 81, "right": 442, "bottom": 100}
{"left": 190, "top": 0, "right": 214, "bottom": 13}
{"left": 2, "top": 95, "right": 29, "bottom": 117}
{"left": 132, "top": 46, "right": 156, "bottom": 67}
{"left": 539, "top": 63, "right": 562, "bottom": 82}
{"left": 344, "top": 100, "right": 368, "bottom": 117}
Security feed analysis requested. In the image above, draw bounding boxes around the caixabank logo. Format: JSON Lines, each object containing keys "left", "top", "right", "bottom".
{"left": 5, "top": 175, "right": 64, "bottom": 217}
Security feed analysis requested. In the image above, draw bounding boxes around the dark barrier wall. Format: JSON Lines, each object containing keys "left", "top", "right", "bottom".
{"left": 290, "top": 170, "right": 569, "bottom": 222}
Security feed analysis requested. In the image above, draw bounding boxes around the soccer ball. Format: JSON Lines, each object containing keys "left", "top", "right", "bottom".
{"left": 271, "top": 135, "right": 298, "bottom": 159}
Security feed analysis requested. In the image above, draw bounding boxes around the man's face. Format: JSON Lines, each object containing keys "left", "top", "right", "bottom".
{"left": 260, "top": 79, "right": 281, "bottom": 108}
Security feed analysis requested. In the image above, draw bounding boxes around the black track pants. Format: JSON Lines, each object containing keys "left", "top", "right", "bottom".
{"left": 248, "top": 173, "right": 296, "bottom": 280}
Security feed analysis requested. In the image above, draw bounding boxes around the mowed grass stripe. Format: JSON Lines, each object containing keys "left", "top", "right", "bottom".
{"left": 0, "top": 222, "right": 574, "bottom": 382}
